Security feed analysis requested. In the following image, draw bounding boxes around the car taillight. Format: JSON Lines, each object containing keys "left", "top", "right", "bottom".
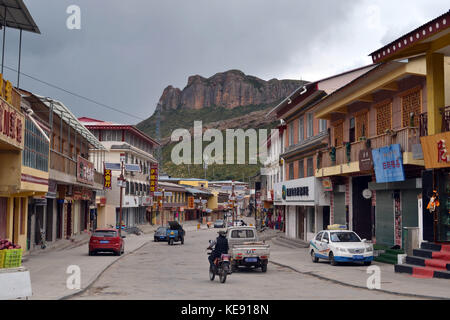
{"left": 261, "top": 256, "right": 268, "bottom": 259}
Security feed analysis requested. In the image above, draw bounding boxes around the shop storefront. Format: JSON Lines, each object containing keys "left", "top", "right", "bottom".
{"left": 421, "top": 132, "right": 450, "bottom": 242}
{"left": 275, "top": 176, "right": 330, "bottom": 241}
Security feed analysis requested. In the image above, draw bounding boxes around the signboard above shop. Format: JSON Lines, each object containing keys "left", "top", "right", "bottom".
{"left": 0, "top": 98, "right": 24, "bottom": 150}
{"left": 421, "top": 132, "right": 450, "bottom": 169}
{"left": 125, "top": 164, "right": 141, "bottom": 172}
{"left": 372, "top": 144, "right": 405, "bottom": 183}
{"left": 77, "top": 156, "right": 94, "bottom": 185}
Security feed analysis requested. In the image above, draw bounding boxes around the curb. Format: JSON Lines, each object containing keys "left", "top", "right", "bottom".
{"left": 269, "top": 260, "right": 448, "bottom": 300}
{"left": 58, "top": 238, "right": 152, "bottom": 300}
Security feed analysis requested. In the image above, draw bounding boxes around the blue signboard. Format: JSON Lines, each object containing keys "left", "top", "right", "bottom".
{"left": 372, "top": 144, "right": 405, "bottom": 183}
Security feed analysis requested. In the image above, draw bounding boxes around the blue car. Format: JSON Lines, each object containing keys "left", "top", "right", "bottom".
{"left": 154, "top": 226, "right": 168, "bottom": 242}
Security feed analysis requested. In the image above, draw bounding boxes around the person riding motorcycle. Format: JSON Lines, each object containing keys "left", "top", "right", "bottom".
{"left": 207, "top": 230, "right": 229, "bottom": 269}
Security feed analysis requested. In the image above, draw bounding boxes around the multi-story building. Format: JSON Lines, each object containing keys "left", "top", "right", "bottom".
{"left": 367, "top": 11, "right": 450, "bottom": 245}
{"left": 79, "top": 117, "right": 159, "bottom": 229}
{"left": 0, "top": 80, "right": 50, "bottom": 251}
{"left": 314, "top": 56, "right": 432, "bottom": 245}
{"left": 21, "top": 94, "right": 105, "bottom": 250}
{"left": 268, "top": 65, "right": 375, "bottom": 241}
{"left": 259, "top": 128, "right": 285, "bottom": 229}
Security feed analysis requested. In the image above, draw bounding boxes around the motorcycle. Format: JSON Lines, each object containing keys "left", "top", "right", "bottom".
{"left": 207, "top": 241, "right": 231, "bottom": 283}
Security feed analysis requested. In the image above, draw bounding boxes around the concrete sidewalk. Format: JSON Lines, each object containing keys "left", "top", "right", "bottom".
{"left": 268, "top": 241, "right": 450, "bottom": 299}
{"left": 23, "top": 220, "right": 208, "bottom": 300}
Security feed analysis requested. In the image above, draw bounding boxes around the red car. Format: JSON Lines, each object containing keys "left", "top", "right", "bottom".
{"left": 89, "top": 229, "right": 125, "bottom": 256}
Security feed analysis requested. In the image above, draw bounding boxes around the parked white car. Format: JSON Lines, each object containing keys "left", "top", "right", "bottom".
{"left": 309, "top": 230, "right": 373, "bottom": 266}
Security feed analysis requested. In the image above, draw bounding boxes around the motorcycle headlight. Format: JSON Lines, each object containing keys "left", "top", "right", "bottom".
{"left": 170, "top": 231, "right": 174, "bottom": 235}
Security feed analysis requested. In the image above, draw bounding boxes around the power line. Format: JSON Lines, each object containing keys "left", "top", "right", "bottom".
{"left": 3, "top": 65, "right": 147, "bottom": 121}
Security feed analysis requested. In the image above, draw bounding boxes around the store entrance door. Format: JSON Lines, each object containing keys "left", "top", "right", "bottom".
{"left": 297, "top": 207, "right": 305, "bottom": 241}
{"left": 352, "top": 176, "right": 373, "bottom": 240}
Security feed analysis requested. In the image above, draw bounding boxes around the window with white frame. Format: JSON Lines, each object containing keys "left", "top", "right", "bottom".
{"left": 299, "top": 117, "right": 304, "bottom": 142}
{"left": 319, "top": 119, "right": 327, "bottom": 132}
{"left": 307, "top": 114, "right": 314, "bottom": 138}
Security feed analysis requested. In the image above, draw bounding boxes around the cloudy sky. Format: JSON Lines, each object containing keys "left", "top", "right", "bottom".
{"left": 2, "top": 1, "right": 448, "bottom": 124}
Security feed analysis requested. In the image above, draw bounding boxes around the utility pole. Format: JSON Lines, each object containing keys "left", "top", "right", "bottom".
{"left": 118, "top": 153, "right": 125, "bottom": 237}
{"left": 231, "top": 180, "right": 236, "bottom": 223}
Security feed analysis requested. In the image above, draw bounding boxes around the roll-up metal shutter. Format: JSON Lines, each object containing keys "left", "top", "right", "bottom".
{"left": 375, "top": 191, "right": 394, "bottom": 246}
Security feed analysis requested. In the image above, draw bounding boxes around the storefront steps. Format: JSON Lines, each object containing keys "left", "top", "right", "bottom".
{"left": 374, "top": 247, "right": 405, "bottom": 265}
{"left": 395, "top": 242, "right": 450, "bottom": 279}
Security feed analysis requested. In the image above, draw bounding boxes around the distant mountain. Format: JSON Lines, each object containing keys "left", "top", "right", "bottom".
{"left": 158, "top": 69, "right": 304, "bottom": 111}
{"left": 137, "top": 69, "right": 307, "bottom": 180}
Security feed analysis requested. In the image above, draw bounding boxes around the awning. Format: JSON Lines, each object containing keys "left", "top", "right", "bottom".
{"left": 35, "top": 95, "right": 106, "bottom": 150}
{"left": 184, "top": 187, "right": 212, "bottom": 196}
{"left": 0, "top": 0, "right": 40, "bottom": 33}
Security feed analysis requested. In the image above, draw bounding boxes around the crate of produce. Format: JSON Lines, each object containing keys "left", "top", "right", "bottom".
{"left": 3, "top": 249, "right": 23, "bottom": 268}
{"left": 0, "top": 250, "right": 5, "bottom": 269}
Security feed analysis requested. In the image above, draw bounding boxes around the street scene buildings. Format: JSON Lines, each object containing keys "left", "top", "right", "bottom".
{"left": 0, "top": 1, "right": 449, "bottom": 301}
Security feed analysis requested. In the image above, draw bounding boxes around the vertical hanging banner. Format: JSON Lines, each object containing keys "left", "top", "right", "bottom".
{"left": 104, "top": 169, "right": 112, "bottom": 189}
{"left": 149, "top": 163, "right": 158, "bottom": 196}
{"left": 371, "top": 144, "right": 405, "bottom": 183}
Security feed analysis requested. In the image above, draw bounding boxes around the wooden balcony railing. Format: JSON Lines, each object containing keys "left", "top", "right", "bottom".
{"left": 51, "top": 150, "right": 104, "bottom": 186}
{"left": 50, "top": 150, "right": 77, "bottom": 176}
{"left": 320, "top": 127, "right": 419, "bottom": 168}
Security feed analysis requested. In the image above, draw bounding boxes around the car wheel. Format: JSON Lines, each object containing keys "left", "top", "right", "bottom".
{"left": 329, "top": 252, "right": 337, "bottom": 266}
{"left": 89, "top": 251, "right": 94, "bottom": 256}
{"left": 364, "top": 261, "right": 372, "bottom": 266}
{"left": 311, "top": 250, "right": 319, "bottom": 263}
{"left": 261, "top": 264, "right": 267, "bottom": 273}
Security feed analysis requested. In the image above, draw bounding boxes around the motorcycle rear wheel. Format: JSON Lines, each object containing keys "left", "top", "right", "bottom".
{"left": 219, "top": 270, "right": 227, "bottom": 283}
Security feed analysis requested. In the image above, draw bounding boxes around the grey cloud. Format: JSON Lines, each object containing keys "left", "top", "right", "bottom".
{"left": 0, "top": 1, "right": 446, "bottom": 125}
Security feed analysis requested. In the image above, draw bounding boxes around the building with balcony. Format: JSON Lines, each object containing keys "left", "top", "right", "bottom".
{"left": 267, "top": 66, "right": 374, "bottom": 241}
{"left": 20, "top": 94, "right": 105, "bottom": 250}
{"left": 368, "top": 10, "right": 450, "bottom": 245}
{"left": 79, "top": 117, "right": 159, "bottom": 229}
{"left": 313, "top": 55, "right": 436, "bottom": 246}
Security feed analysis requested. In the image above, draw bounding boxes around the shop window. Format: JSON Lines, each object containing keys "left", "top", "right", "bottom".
{"left": 307, "top": 113, "right": 314, "bottom": 138}
{"left": 306, "top": 158, "right": 314, "bottom": 177}
{"left": 289, "top": 163, "right": 294, "bottom": 180}
{"left": 401, "top": 88, "right": 421, "bottom": 127}
{"left": 298, "top": 117, "right": 304, "bottom": 142}
{"left": 22, "top": 118, "right": 49, "bottom": 172}
{"left": 319, "top": 119, "right": 327, "bottom": 132}
{"left": 298, "top": 159, "right": 304, "bottom": 178}
{"left": 376, "top": 102, "right": 392, "bottom": 135}
{"left": 289, "top": 123, "right": 294, "bottom": 146}
{"left": 308, "top": 207, "right": 315, "bottom": 233}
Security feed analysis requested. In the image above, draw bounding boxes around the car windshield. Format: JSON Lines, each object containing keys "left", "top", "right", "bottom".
{"left": 93, "top": 230, "right": 117, "bottom": 237}
{"left": 330, "top": 232, "right": 360, "bottom": 242}
{"left": 216, "top": 220, "right": 223, "bottom": 223}
{"left": 157, "top": 227, "right": 166, "bottom": 232}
